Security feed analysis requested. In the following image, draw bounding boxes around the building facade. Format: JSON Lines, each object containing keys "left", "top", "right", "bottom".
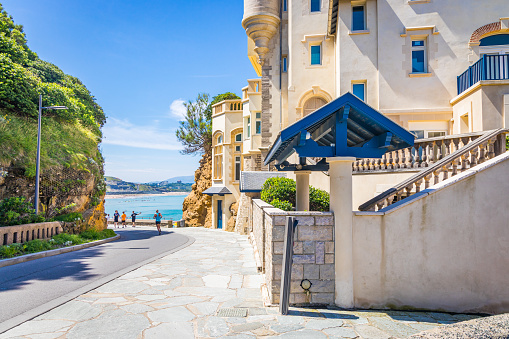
{"left": 206, "top": 0, "right": 509, "bottom": 230}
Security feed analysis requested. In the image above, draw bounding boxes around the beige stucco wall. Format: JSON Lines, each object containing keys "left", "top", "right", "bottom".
{"left": 351, "top": 152, "right": 509, "bottom": 314}
{"left": 452, "top": 81, "right": 509, "bottom": 134}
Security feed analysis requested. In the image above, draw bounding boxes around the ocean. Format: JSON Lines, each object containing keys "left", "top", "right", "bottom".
{"left": 104, "top": 194, "right": 188, "bottom": 221}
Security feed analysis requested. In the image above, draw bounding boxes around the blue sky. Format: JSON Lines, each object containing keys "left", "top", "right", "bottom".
{"left": 2, "top": 0, "right": 257, "bottom": 182}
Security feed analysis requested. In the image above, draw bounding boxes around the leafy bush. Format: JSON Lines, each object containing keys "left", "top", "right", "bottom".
{"left": 80, "top": 229, "right": 115, "bottom": 240}
{"left": 52, "top": 233, "right": 83, "bottom": 245}
{"left": 0, "top": 197, "right": 45, "bottom": 226}
{"left": 24, "top": 239, "right": 52, "bottom": 253}
{"left": 309, "top": 186, "right": 330, "bottom": 212}
{"left": 270, "top": 198, "right": 293, "bottom": 211}
{"left": 261, "top": 177, "right": 330, "bottom": 212}
{"left": 261, "top": 177, "right": 296, "bottom": 207}
{"left": 53, "top": 212, "right": 83, "bottom": 223}
{"left": 0, "top": 244, "right": 21, "bottom": 258}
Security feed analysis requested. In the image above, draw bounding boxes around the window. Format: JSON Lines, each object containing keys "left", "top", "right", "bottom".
{"left": 255, "top": 112, "right": 261, "bottom": 134}
{"left": 247, "top": 117, "right": 251, "bottom": 137}
{"left": 310, "top": 44, "right": 321, "bottom": 65}
{"left": 352, "top": 83, "right": 366, "bottom": 101}
{"left": 235, "top": 156, "right": 241, "bottom": 181}
{"left": 235, "top": 145, "right": 241, "bottom": 152}
{"left": 352, "top": 6, "right": 365, "bottom": 31}
{"left": 427, "top": 131, "right": 446, "bottom": 138}
{"left": 410, "top": 130, "right": 446, "bottom": 139}
{"left": 282, "top": 56, "right": 288, "bottom": 72}
{"left": 214, "top": 135, "right": 223, "bottom": 179}
{"left": 311, "top": 0, "right": 320, "bottom": 12}
{"left": 235, "top": 133, "right": 242, "bottom": 142}
{"left": 411, "top": 40, "right": 427, "bottom": 73}
{"left": 303, "top": 97, "right": 327, "bottom": 116}
{"left": 283, "top": 0, "right": 287, "bottom": 12}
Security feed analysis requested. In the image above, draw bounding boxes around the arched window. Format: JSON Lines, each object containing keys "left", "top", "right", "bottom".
{"left": 214, "top": 134, "right": 223, "bottom": 180}
{"left": 303, "top": 97, "right": 327, "bottom": 116}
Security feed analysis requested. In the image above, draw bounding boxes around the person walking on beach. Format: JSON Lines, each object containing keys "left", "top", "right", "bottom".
{"left": 131, "top": 211, "right": 141, "bottom": 227}
{"left": 153, "top": 210, "right": 162, "bottom": 235}
{"left": 113, "top": 210, "right": 120, "bottom": 228}
{"left": 121, "top": 211, "right": 127, "bottom": 228}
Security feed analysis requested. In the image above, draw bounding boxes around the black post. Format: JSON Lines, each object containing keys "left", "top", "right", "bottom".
{"left": 280, "top": 216, "right": 298, "bottom": 315}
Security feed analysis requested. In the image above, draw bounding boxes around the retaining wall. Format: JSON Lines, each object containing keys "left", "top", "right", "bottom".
{"left": 0, "top": 221, "right": 63, "bottom": 246}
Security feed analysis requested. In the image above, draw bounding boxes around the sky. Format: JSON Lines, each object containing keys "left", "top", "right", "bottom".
{"left": 2, "top": 0, "right": 257, "bottom": 182}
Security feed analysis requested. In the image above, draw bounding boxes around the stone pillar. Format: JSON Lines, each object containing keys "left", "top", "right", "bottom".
{"left": 295, "top": 171, "right": 311, "bottom": 211}
{"left": 327, "top": 157, "right": 355, "bottom": 308}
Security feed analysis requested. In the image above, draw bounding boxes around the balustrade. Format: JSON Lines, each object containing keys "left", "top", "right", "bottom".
{"left": 358, "top": 129, "right": 508, "bottom": 212}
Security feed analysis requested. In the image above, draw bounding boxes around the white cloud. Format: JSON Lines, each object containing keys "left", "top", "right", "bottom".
{"left": 169, "top": 99, "right": 186, "bottom": 119}
{"left": 102, "top": 118, "right": 182, "bottom": 151}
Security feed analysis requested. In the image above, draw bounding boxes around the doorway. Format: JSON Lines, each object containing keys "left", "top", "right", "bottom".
{"left": 217, "top": 200, "right": 223, "bottom": 229}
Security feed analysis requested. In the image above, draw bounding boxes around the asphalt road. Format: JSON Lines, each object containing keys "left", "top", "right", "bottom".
{"left": 0, "top": 226, "right": 191, "bottom": 330}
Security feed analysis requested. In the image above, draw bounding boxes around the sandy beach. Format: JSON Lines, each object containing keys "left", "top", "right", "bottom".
{"left": 105, "top": 192, "right": 189, "bottom": 199}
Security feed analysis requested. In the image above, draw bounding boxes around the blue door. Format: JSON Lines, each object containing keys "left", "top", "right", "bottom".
{"left": 217, "top": 200, "right": 223, "bottom": 229}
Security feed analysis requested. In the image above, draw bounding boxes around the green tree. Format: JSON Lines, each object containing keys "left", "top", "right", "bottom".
{"left": 176, "top": 92, "right": 240, "bottom": 155}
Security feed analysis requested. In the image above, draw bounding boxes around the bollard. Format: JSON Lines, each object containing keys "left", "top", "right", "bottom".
{"left": 280, "top": 216, "right": 298, "bottom": 315}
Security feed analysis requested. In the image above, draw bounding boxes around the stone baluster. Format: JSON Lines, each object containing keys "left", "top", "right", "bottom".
{"left": 387, "top": 151, "right": 393, "bottom": 170}
{"left": 444, "top": 139, "right": 451, "bottom": 159}
{"left": 452, "top": 138, "right": 461, "bottom": 153}
{"left": 478, "top": 142, "right": 486, "bottom": 163}
{"left": 442, "top": 165, "right": 449, "bottom": 181}
{"left": 396, "top": 150, "right": 403, "bottom": 169}
{"left": 428, "top": 142, "right": 435, "bottom": 166}
{"left": 375, "top": 158, "right": 381, "bottom": 170}
{"left": 353, "top": 161, "right": 358, "bottom": 172}
{"left": 414, "top": 178, "right": 423, "bottom": 193}
{"left": 433, "top": 169, "right": 440, "bottom": 185}
{"left": 380, "top": 154, "right": 386, "bottom": 170}
{"left": 424, "top": 174, "right": 432, "bottom": 189}
{"left": 470, "top": 146, "right": 478, "bottom": 167}
{"left": 435, "top": 140, "right": 443, "bottom": 161}
{"left": 487, "top": 138, "right": 496, "bottom": 160}
{"left": 413, "top": 145, "right": 421, "bottom": 168}
{"left": 369, "top": 158, "right": 375, "bottom": 171}
{"left": 401, "top": 149, "right": 407, "bottom": 169}
{"left": 405, "top": 185, "right": 412, "bottom": 198}
{"left": 421, "top": 143, "right": 428, "bottom": 167}
{"left": 405, "top": 148, "right": 412, "bottom": 168}
{"left": 460, "top": 153, "right": 469, "bottom": 171}
{"left": 376, "top": 201, "right": 384, "bottom": 211}
{"left": 451, "top": 158, "right": 459, "bottom": 177}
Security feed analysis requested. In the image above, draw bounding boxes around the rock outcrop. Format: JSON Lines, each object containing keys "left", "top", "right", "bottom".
{"left": 182, "top": 152, "right": 212, "bottom": 228}
{"left": 226, "top": 201, "right": 238, "bottom": 232}
{"left": 0, "top": 166, "right": 106, "bottom": 230}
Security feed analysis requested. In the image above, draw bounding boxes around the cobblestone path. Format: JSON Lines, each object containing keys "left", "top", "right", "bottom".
{"left": 0, "top": 227, "right": 485, "bottom": 339}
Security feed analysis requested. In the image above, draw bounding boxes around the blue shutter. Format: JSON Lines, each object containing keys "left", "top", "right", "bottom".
{"left": 352, "top": 83, "right": 365, "bottom": 101}
{"left": 352, "top": 6, "right": 365, "bottom": 31}
{"left": 311, "top": 45, "right": 321, "bottom": 65}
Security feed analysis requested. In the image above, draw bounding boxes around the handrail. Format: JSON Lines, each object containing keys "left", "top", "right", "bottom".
{"left": 359, "top": 128, "right": 508, "bottom": 211}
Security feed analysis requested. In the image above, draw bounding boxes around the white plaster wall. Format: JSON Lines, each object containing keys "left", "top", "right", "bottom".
{"left": 351, "top": 153, "right": 509, "bottom": 314}
{"left": 352, "top": 171, "right": 418, "bottom": 210}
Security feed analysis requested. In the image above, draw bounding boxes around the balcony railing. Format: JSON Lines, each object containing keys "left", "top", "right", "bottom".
{"left": 212, "top": 100, "right": 243, "bottom": 115}
{"left": 457, "top": 54, "right": 509, "bottom": 95}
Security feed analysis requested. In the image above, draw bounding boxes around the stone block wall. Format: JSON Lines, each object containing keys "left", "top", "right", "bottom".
{"left": 252, "top": 199, "right": 335, "bottom": 306}
{"left": 0, "top": 221, "right": 63, "bottom": 246}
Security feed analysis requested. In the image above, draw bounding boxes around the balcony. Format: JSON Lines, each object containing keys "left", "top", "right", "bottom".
{"left": 457, "top": 54, "right": 509, "bottom": 95}
{"left": 212, "top": 99, "right": 243, "bottom": 116}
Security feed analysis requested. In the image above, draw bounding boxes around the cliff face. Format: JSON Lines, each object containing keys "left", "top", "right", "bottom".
{"left": 182, "top": 152, "right": 212, "bottom": 228}
{"left": 0, "top": 166, "right": 106, "bottom": 230}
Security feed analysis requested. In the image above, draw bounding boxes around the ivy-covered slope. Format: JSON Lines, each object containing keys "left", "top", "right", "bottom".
{"left": 0, "top": 4, "right": 105, "bottom": 176}
{"left": 0, "top": 4, "right": 106, "bottom": 227}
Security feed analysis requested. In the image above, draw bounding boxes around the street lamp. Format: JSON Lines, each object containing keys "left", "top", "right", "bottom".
{"left": 34, "top": 94, "right": 68, "bottom": 214}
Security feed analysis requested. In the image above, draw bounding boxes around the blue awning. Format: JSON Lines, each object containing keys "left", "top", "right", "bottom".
{"left": 264, "top": 92, "right": 415, "bottom": 166}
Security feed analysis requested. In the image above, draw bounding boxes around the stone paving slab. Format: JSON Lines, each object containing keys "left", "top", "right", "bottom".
{"left": 0, "top": 227, "right": 498, "bottom": 339}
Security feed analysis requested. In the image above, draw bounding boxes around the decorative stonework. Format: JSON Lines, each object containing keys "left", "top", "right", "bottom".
{"left": 469, "top": 22, "right": 502, "bottom": 46}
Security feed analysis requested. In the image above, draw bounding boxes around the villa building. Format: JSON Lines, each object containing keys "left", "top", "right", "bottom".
{"left": 206, "top": 0, "right": 509, "bottom": 230}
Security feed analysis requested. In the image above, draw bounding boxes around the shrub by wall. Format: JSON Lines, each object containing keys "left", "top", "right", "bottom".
{"left": 261, "top": 177, "right": 330, "bottom": 212}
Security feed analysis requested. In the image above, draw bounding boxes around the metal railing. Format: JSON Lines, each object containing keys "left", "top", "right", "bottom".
{"left": 457, "top": 54, "right": 509, "bottom": 95}
{"left": 359, "top": 128, "right": 508, "bottom": 211}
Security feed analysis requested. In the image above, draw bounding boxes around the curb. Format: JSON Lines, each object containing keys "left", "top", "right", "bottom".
{"left": 0, "top": 232, "right": 195, "bottom": 334}
{"left": 0, "top": 234, "right": 121, "bottom": 269}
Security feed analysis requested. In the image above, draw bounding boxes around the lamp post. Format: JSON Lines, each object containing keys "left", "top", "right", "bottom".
{"left": 34, "top": 94, "right": 68, "bottom": 214}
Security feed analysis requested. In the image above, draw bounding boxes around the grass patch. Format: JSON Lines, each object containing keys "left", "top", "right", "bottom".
{"left": 0, "top": 229, "right": 116, "bottom": 259}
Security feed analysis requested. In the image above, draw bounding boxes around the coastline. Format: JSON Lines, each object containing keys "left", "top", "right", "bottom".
{"left": 105, "top": 192, "right": 189, "bottom": 199}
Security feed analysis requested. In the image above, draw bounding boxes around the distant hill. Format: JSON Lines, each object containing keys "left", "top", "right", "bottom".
{"left": 162, "top": 176, "right": 195, "bottom": 184}
{"left": 104, "top": 176, "right": 122, "bottom": 182}
{"left": 104, "top": 175, "right": 193, "bottom": 194}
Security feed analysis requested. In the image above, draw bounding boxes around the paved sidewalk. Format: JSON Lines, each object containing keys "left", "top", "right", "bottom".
{"left": 0, "top": 227, "right": 488, "bottom": 338}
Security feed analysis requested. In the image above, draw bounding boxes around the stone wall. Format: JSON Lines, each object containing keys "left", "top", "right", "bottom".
{"left": 0, "top": 221, "right": 63, "bottom": 246}
{"left": 252, "top": 199, "right": 335, "bottom": 306}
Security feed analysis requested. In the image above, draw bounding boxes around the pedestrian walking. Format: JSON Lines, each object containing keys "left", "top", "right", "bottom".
{"left": 121, "top": 211, "right": 127, "bottom": 228}
{"left": 153, "top": 210, "right": 163, "bottom": 235}
{"left": 131, "top": 211, "right": 141, "bottom": 227}
{"left": 113, "top": 210, "right": 120, "bottom": 228}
